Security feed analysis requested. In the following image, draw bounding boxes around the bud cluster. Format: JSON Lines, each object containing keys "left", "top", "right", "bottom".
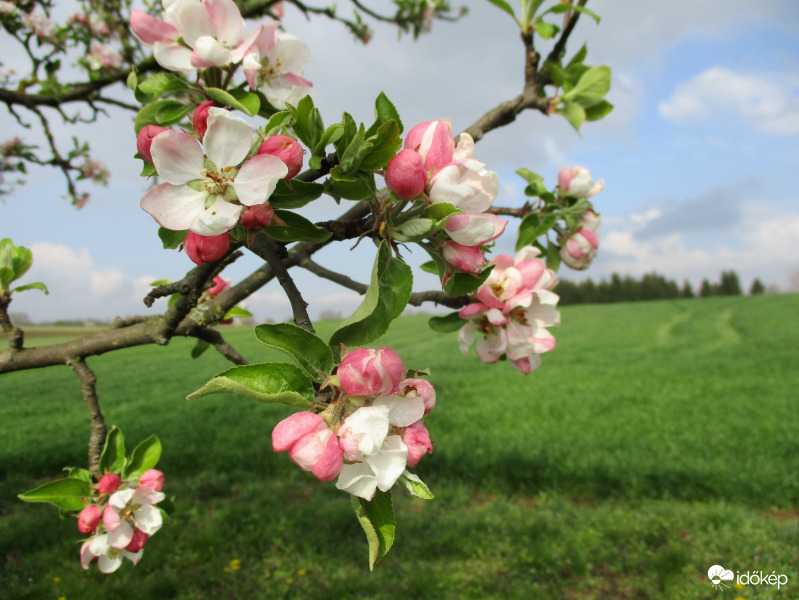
{"left": 272, "top": 347, "right": 435, "bottom": 500}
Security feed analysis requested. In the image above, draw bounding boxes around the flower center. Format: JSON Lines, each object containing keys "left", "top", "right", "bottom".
{"left": 201, "top": 166, "right": 236, "bottom": 196}
{"left": 258, "top": 56, "right": 284, "bottom": 80}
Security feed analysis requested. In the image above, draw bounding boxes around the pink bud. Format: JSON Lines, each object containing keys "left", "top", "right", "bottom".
{"left": 404, "top": 120, "right": 455, "bottom": 170}
{"left": 193, "top": 101, "right": 215, "bottom": 142}
{"left": 139, "top": 469, "right": 165, "bottom": 492}
{"left": 558, "top": 166, "right": 604, "bottom": 199}
{"left": 385, "top": 149, "right": 427, "bottom": 200}
{"left": 579, "top": 208, "right": 602, "bottom": 232}
{"left": 560, "top": 229, "right": 599, "bottom": 270}
{"left": 240, "top": 203, "right": 275, "bottom": 229}
{"left": 442, "top": 241, "right": 486, "bottom": 274}
{"left": 444, "top": 213, "right": 507, "bottom": 246}
{"left": 272, "top": 412, "right": 343, "bottom": 482}
{"left": 97, "top": 473, "right": 121, "bottom": 495}
{"left": 272, "top": 412, "right": 324, "bottom": 452}
{"left": 257, "top": 135, "right": 304, "bottom": 180}
{"left": 184, "top": 231, "right": 230, "bottom": 265}
{"left": 136, "top": 125, "right": 168, "bottom": 164}
{"left": 402, "top": 421, "right": 433, "bottom": 468}
{"left": 208, "top": 276, "right": 230, "bottom": 296}
{"left": 338, "top": 347, "right": 404, "bottom": 397}
{"left": 400, "top": 378, "right": 436, "bottom": 414}
{"left": 77, "top": 504, "right": 102, "bottom": 534}
{"left": 124, "top": 528, "right": 149, "bottom": 552}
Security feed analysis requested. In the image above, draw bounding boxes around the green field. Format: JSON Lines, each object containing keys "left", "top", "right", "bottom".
{"left": 2, "top": 294, "right": 798, "bottom": 599}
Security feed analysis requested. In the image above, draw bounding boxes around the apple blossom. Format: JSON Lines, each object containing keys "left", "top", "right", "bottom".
{"left": 124, "top": 529, "right": 149, "bottom": 553}
{"left": 338, "top": 347, "right": 404, "bottom": 397}
{"left": 243, "top": 22, "right": 314, "bottom": 109}
{"left": 137, "top": 125, "right": 168, "bottom": 165}
{"left": 97, "top": 473, "right": 121, "bottom": 495}
{"left": 475, "top": 246, "right": 557, "bottom": 313}
{"left": 140, "top": 107, "right": 288, "bottom": 236}
{"left": 184, "top": 231, "right": 229, "bottom": 265}
{"left": 81, "top": 534, "right": 143, "bottom": 573}
{"left": 103, "top": 486, "right": 165, "bottom": 550}
{"left": 257, "top": 135, "right": 304, "bottom": 180}
{"left": 336, "top": 434, "right": 409, "bottom": 500}
{"left": 240, "top": 203, "right": 275, "bottom": 229}
{"left": 579, "top": 208, "right": 602, "bottom": 232}
{"left": 558, "top": 166, "right": 604, "bottom": 199}
{"left": 402, "top": 421, "right": 433, "bottom": 468}
{"left": 427, "top": 159, "right": 499, "bottom": 213}
{"left": 140, "top": 469, "right": 165, "bottom": 492}
{"left": 87, "top": 42, "right": 123, "bottom": 71}
{"left": 399, "top": 378, "right": 436, "bottom": 414}
{"left": 441, "top": 241, "right": 486, "bottom": 274}
{"left": 272, "top": 411, "right": 343, "bottom": 481}
{"left": 560, "top": 229, "right": 599, "bottom": 270}
{"left": 403, "top": 120, "right": 455, "bottom": 171}
{"left": 444, "top": 212, "right": 507, "bottom": 246}
{"left": 386, "top": 149, "right": 428, "bottom": 200}
{"left": 130, "top": 0, "right": 264, "bottom": 71}
{"left": 78, "top": 504, "right": 102, "bottom": 534}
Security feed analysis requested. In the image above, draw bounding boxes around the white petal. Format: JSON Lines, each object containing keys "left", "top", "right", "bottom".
{"left": 89, "top": 533, "right": 111, "bottom": 556}
{"left": 191, "top": 36, "right": 232, "bottom": 67}
{"left": 135, "top": 504, "right": 164, "bottom": 535}
{"left": 124, "top": 550, "right": 144, "bottom": 566}
{"left": 141, "top": 182, "right": 208, "bottom": 231}
{"left": 204, "top": 108, "right": 252, "bottom": 168}
{"left": 268, "top": 34, "right": 311, "bottom": 74}
{"left": 133, "top": 487, "right": 166, "bottom": 505}
{"left": 98, "top": 552, "right": 123, "bottom": 574}
{"left": 208, "top": 0, "right": 244, "bottom": 46}
{"left": 108, "top": 521, "right": 134, "bottom": 549}
{"left": 152, "top": 131, "right": 204, "bottom": 185}
{"left": 372, "top": 395, "right": 425, "bottom": 428}
{"left": 335, "top": 462, "right": 378, "bottom": 500}
{"left": 109, "top": 488, "right": 135, "bottom": 510}
{"left": 190, "top": 195, "right": 241, "bottom": 235}
{"left": 153, "top": 42, "right": 194, "bottom": 71}
{"left": 341, "top": 406, "right": 390, "bottom": 457}
{"left": 175, "top": 0, "right": 214, "bottom": 47}
{"left": 457, "top": 321, "right": 478, "bottom": 355}
{"left": 368, "top": 436, "right": 408, "bottom": 492}
{"left": 234, "top": 154, "right": 287, "bottom": 206}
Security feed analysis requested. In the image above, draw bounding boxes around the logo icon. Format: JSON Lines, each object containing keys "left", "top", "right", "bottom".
{"left": 708, "top": 564, "right": 734, "bottom": 590}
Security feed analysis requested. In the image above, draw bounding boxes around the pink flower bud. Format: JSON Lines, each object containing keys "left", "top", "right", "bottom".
{"left": 338, "top": 347, "right": 404, "bottom": 397}
{"left": 97, "top": 473, "right": 121, "bottom": 495}
{"left": 136, "top": 125, "right": 168, "bottom": 164}
{"left": 444, "top": 213, "right": 507, "bottom": 246}
{"left": 139, "top": 469, "right": 165, "bottom": 492}
{"left": 124, "top": 528, "right": 149, "bottom": 552}
{"left": 193, "top": 101, "right": 215, "bottom": 142}
{"left": 184, "top": 231, "right": 230, "bottom": 265}
{"left": 558, "top": 166, "right": 604, "bottom": 199}
{"left": 402, "top": 421, "right": 433, "bottom": 468}
{"left": 385, "top": 149, "right": 427, "bottom": 200}
{"left": 404, "top": 120, "right": 455, "bottom": 170}
{"left": 272, "top": 412, "right": 344, "bottom": 482}
{"left": 442, "top": 241, "right": 486, "bottom": 274}
{"left": 208, "top": 276, "right": 230, "bottom": 296}
{"left": 77, "top": 504, "right": 102, "bottom": 534}
{"left": 400, "top": 378, "right": 436, "bottom": 414}
{"left": 240, "top": 203, "right": 275, "bottom": 229}
{"left": 257, "top": 135, "right": 304, "bottom": 180}
{"left": 273, "top": 412, "right": 324, "bottom": 452}
{"left": 579, "top": 208, "right": 602, "bottom": 232}
{"left": 560, "top": 229, "right": 599, "bottom": 270}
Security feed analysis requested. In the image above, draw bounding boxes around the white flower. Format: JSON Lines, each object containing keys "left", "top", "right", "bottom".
{"left": 103, "top": 486, "right": 165, "bottom": 549}
{"left": 140, "top": 108, "right": 288, "bottom": 235}
{"left": 81, "top": 534, "right": 143, "bottom": 573}
{"left": 335, "top": 435, "right": 408, "bottom": 500}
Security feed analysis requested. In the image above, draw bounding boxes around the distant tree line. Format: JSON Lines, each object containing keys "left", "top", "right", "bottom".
{"left": 557, "top": 270, "right": 766, "bottom": 305}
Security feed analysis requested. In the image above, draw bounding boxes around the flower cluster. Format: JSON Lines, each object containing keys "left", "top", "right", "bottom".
{"left": 78, "top": 469, "right": 166, "bottom": 574}
{"left": 560, "top": 208, "right": 601, "bottom": 271}
{"left": 130, "top": 0, "right": 313, "bottom": 108}
{"left": 458, "top": 246, "right": 560, "bottom": 374}
{"left": 87, "top": 42, "right": 123, "bottom": 71}
{"left": 272, "top": 347, "right": 435, "bottom": 500}
{"left": 386, "top": 119, "right": 505, "bottom": 274}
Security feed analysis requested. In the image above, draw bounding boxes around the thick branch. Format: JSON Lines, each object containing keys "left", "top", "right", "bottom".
{"left": 0, "top": 292, "right": 24, "bottom": 353}
{"left": 68, "top": 358, "right": 107, "bottom": 477}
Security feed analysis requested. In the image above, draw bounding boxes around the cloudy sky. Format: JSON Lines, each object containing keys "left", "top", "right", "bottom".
{"left": 3, "top": 0, "right": 799, "bottom": 322}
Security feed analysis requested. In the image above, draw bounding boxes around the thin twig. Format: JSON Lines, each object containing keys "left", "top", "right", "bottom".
{"left": 68, "top": 358, "right": 107, "bottom": 477}
{"left": 258, "top": 236, "right": 316, "bottom": 333}
{"left": 190, "top": 327, "right": 248, "bottom": 365}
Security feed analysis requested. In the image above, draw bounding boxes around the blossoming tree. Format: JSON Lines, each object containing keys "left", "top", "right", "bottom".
{"left": 1, "top": 0, "right": 611, "bottom": 571}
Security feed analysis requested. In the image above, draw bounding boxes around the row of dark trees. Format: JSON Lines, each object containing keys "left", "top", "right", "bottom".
{"left": 557, "top": 270, "right": 766, "bottom": 305}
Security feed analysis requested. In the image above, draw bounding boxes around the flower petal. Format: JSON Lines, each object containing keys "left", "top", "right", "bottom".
{"left": 234, "top": 154, "right": 287, "bottom": 206}
{"left": 153, "top": 42, "right": 195, "bottom": 71}
{"left": 191, "top": 36, "right": 232, "bottom": 67}
{"left": 204, "top": 108, "right": 252, "bottom": 168}
{"left": 190, "top": 195, "right": 241, "bottom": 235}
{"left": 336, "top": 462, "right": 378, "bottom": 500}
{"left": 372, "top": 394, "right": 425, "bottom": 428}
{"left": 151, "top": 131, "right": 204, "bottom": 185}
{"left": 108, "top": 521, "right": 134, "bottom": 549}
{"left": 175, "top": 0, "right": 214, "bottom": 47}
{"left": 368, "top": 436, "right": 408, "bottom": 492}
{"left": 141, "top": 182, "right": 208, "bottom": 231}
{"left": 134, "top": 504, "right": 163, "bottom": 535}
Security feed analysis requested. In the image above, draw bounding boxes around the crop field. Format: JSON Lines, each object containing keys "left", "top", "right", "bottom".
{"left": 1, "top": 294, "right": 798, "bottom": 599}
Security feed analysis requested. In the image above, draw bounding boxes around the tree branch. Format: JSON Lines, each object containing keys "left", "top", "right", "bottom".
{"left": 68, "top": 358, "right": 107, "bottom": 477}
{"left": 190, "top": 327, "right": 249, "bottom": 365}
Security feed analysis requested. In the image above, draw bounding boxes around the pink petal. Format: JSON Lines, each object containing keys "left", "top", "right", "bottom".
{"left": 310, "top": 434, "right": 344, "bottom": 482}
{"left": 207, "top": 0, "right": 244, "bottom": 46}
{"left": 130, "top": 10, "right": 178, "bottom": 45}
{"left": 151, "top": 131, "right": 204, "bottom": 185}
{"left": 174, "top": 0, "right": 214, "bottom": 47}
{"left": 272, "top": 412, "right": 324, "bottom": 452}
{"left": 234, "top": 154, "right": 287, "bottom": 206}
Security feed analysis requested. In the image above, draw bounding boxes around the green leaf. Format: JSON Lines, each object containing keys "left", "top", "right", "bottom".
{"left": 224, "top": 306, "right": 253, "bottom": 319}
{"left": 361, "top": 120, "right": 402, "bottom": 171}
{"left": 314, "top": 123, "right": 344, "bottom": 155}
{"left": 18, "top": 478, "right": 91, "bottom": 511}
{"left": 150, "top": 279, "right": 172, "bottom": 286}
{"left": 334, "top": 113, "right": 358, "bottom": 156}
{"left": 419, "top": 260, "right": 438, "bottom": 275}
{"left": 444, "top": 266, "right": 494, "bottom": 297}
{"left": 140, "top": 161, "right": 157, "bottom": 177}
{"left": 394, "top": 218, "right": 434, "bottom": 242}
{"left": 12, "top": 281, "right": 48, "bottom": 294}
{"left": 338, "top": 127, "right": 367, "bottom": 174}
{"left": 11, "top": 245, "right": 32, "bottom": 280}
{"left": 366, "top": 92, "right": 403, "bottom": 137}
{"left": 324, "top": 176, "right": 373, "bottom": 201}
{"left": 351, "top": 490, "right": 395, "bottom": 571}
{"left": 204, "top": 87, "right": 259, "bottom": 116}
{"left": 516, "top": 213, "right": 557, "bottom": 251}
{"left": 584, "top": 100, "right": 614, "bottom": 121}
{"left": 158, "top": 228, "right": 187, "bottom": 250}
{"left": 255, "top": 323, "right": 335, "bottom": 382}
{"left": 0, "top": 239, "right": 14, "bottom": 271}
{"left": 99, "top": 426, "right": 126, "bottom": 475}
{"left": 425, "top": 202, "right": 462, "bottom": 224}
{"left": 290, "top": 95, "right": 323, "bottom": 149}
{"left": 228, "top": 88, "right": 261, "bottom": 116}
{"left": 123, "top": 435, "right": 162, "bottom": 480}
{"left": 543, "top": 3, "right": 600, "bottom": 23}
{"left": 191, "top": 339, "right": 211, "bottom": 358}
{"left": 544, "top": 60, "right": 566, "bottom": 87}
{"left": 533, "top": 20, "right": 559, "bottom": 39}
{"left": 269, "top": 180, "right": 324, "bottom": 209}
{"left": 63, "top": 467, "right": 93, "bottom": 485}
{"left": 546, "top": 240, "right": 562, "bottom": 272}
{"left": 135, "top": 72, "right": 171, "bottom": 102}
{"left": 126, "top": 70, "right": 138, "bottom": 91}
{"left": 329, "top": 242, "right": 412, "bottom": 359}
{"left": 399, "top": 470, "right": 434, "bottom": 499}
{"left": 562, "top": 65, "right": 611, "bottom": 105}
{"left": 187, "top": 362, "right": 314, "bottom": 407}
{"left": 265, "top": 210, "right": 332, "bottom": 243}
{"left": 515, "top": 168, "right": 544, "bottom": 185}
{"left": 134, "top": 100, "right": 186, "bottom": 133}
{"left": 567, "top": 43, "right": 588, "bottom": 68}
{"left": 485, "top": 0, "right": 516, "bottom": 20}
{"left": 261, "top": 111, "right": 293, "bottom": 138}
{"left": 428, "top": 311, "right": 465, "bottom": 333}
{"left": 557, "top": 102, "right": 586, "bottom": 132}
{"left": 0, "top": 266, "right": 14, "bottom": 289}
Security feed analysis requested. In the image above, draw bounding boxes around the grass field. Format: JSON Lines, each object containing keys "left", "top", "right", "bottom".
{"left": 1, "top": 294, "right": 798, "bottom": 599}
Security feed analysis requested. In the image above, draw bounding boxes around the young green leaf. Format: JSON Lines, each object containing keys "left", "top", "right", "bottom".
{"left": 516, "top": 213, "right": 557, "bottom": 251}
{"left": 557, "top": 102, "right": 586, "bottom": 132}
{"left": 158, "top": 228, "right": 187, "bottom": 250}
{"left": 269, "top": 180, "right": 325, "bottom": 209}
{"left": 11, "top": 245, "right": 32, "bottom": 280}
{"left": 99, "top": 426, "right": 126, "bottom": 475}
{"left": 18, "top": 478, "right": 91, "bottom": 511}
{"left": 485, "top": 0, "right": 516, "bottom": 20}
{"left": 12, "top": 282, "right": 48, "bottom": 294}
{"left": 264, "top": 210, "right": 332, "bottom": 243}
{"left": 428, "top": 311, "right": 465, "bottom": 333}
{"left": 351, "top": 490, "right": 396, "bottom": 571}
{"left": 123, "top": 436, "right": 162, "bottom": 480}
{"left": 205, "top": 87, "right": 259, "bottom": 116}
{"left": 255, "top": 323, "right": 335, "bottom": 382}
{"left": 187, "top": 362, "right": 314, "bottom": 407}
{"left": 399, "top": 470, "right": 434, "bottom": 499}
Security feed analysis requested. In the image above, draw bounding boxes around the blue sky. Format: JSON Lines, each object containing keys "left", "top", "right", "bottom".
{"left": 3, "top": 0, "right": 799, "bottom": 322}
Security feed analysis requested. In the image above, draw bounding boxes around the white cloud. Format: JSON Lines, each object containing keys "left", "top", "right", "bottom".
{"left": 659, "top": 67, "right": 799, "bottom": 134}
